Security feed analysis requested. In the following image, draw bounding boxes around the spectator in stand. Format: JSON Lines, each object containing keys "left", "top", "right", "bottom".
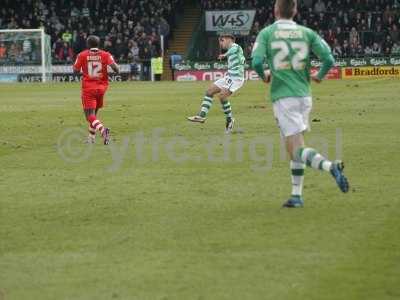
{"left": 62, "top": 29, "right": 72, "bottom": 44}
{"left": 57, "top": 42, "right": 73, "bottom": 62}
{"left": 342, "top": 39, "right": 351, "bottom": 57}
{"left": 371, "top": 42, "right": 382, "bottom": 56}
{"left": 314, "top": 0, "right": 327, "bottom": 13}
{"left": 73, "top": 32, "right": 87, "bottom": 54}
{"left": 128, "top": 40, "right": 140, "bottom": 61}
{"left": 350, "top": 43, "right": 357, "bottom": 57}
{"left": 383, "top": 5, "right": 395, "bottom": 25}
{"left": 383, "top": 46, "right": 392, "bottom": 55}
{"left": 96, "top": 24, "right": 107, "bottom": 40}
{"left": 326, "top": 28, "right": 336, "bottom": 47}
{"left": 22, "top": 39, "right": 32, "bottom": 56}
{"left": 342, "top": 12, "right": 351, "bottom": 31}
{"left": 103, "top": 37, "right": 114, "bottom": 54}
{"left": 356, "top": 44, "right": 364, "bottom": 57}
{"left": 374, "top": 24, "right": 385, "bottom": 45}
{"left": 392, "top": 42, "right": 400, "bottom": 55}
{"left": 335, "top": 26, "right": 345, "bottom": 44}
{"left": 364, "top": 44, "right": 373, "bottom": 56}
{"left": 1, "top": 0, "right": 398, "bottom": 65}
{"left": 332, "top": 39, "right": 343, "bottom": 57}
{"left": 127, "top": 51, "right": 140, "bottom": 81}
{"left": 1, "top": 0, "right": 182, "bottom": 68}
{"left": 382, "top": 35, "right": 394, "bottom": 53}
{"left": 0, "top": 42, "right": 6, "bottom": 60}
{"left": 389, "top": 24, "right": 399, "bottom": 44}
{"left": 114, "top": 38, "right": 125, "bottom": 61}
{"left": 353, "top": 12, "right": 363, "bottom": 29}
{"left": 359, "top": 19, "right": 368, "bottom": 32}
{"left": 328, "top": 16, "right": 338, "bottom": 30}
{"left": 53, "top": 38, "right": 64, "bottom": 57}
{"left": 8, "top": 43, "right": 20, "bottom": 61}
{"left": 317, "top": 13, "right": 328, "bottom": 31}
{"left": 81, "top": 5, "right": 90, "bottom": 18}
{"left": 139, "top": 41, "right": 152, "bottom": 80}
{"left": 349, "top": 27, "right": 360, "bottom": 47}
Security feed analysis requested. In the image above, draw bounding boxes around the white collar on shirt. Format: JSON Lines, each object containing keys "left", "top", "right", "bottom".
{"left": 275, "top": 19, "right": 296, "bottom": 24}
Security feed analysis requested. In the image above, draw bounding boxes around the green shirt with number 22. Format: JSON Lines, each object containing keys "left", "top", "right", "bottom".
{"left": 252, "top": 19, "right": 335, "bottom": 102}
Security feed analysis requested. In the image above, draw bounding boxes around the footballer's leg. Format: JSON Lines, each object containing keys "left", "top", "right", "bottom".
{"left": 220, "top": 78, "right": 244, "bottom": 133}
{"left": 82, "top": 90, "right": 97, "bottom": 143}
{"left": 82, "top": 90, "right": 110, "bottom": 145}
{"left": 86, "top": 107, "right": 101, "bottom": 143}
{"left": 96, "top": 88, "right": 111, "bottom": 145}
{"left": 282, "top": 133, "right": 306, "bottom": 208}
{"left": 218, "top": 88, "right": 234, "bottom": 133}
{"left": 292, "top": 143, "right": 349, "bottom": 194}
{"left": 84, "top": 108, "right": 96, "bottom": 143}
{"left": 282, "top": 131, "right": 349, "bottom": 208}
{"left": 275, "top": 97, "right": 349, "bottom": 208}
{"left": 187, "top": 83, "right": 220, "bottom": 123}
{"left": 85, "top": 110, "right": 110, "bottom": 145}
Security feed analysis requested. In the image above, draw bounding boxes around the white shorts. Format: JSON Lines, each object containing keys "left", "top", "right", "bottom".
{"left": 273, "top": 96, "right": 313, "bottom": 137}
{"left": 214, "top": 76, "right": 244, "bottom": 93}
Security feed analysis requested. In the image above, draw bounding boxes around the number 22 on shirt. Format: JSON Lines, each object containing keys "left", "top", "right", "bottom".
{"left": 271, "top": 41, "right": 309, "bottom": 71}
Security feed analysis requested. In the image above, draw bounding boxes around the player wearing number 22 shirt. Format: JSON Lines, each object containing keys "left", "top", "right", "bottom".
{"left": 73, "top": 35, "right": 119, "bottom": 145}
{"left": 252, "top": 0, "right": 349, "bottom": 208}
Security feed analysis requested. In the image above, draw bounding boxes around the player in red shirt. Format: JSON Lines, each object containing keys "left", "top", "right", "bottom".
{"left": 73, "top": 35, "right": 119, "bottom": 145}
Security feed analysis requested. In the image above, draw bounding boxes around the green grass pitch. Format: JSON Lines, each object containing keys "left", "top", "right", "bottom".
{"left": 0, "top": 79, "right": 399, "bottom": 299}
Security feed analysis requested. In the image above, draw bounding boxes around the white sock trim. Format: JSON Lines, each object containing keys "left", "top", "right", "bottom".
{"left": 322, "top": 161, "right": 332, "bottom": 172}
{"left": 290, "top": 161, "right": 306, "bottom": 169}
{"left": 301, "top": 148, "right": 313, "bottom": 162}
{"left": 311, "top": 154, "right": 325, "bottom": 169}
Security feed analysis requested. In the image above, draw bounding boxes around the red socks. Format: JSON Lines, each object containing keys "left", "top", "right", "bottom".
{"left": 87, "top": 115, "right": 105, "bottom": 135}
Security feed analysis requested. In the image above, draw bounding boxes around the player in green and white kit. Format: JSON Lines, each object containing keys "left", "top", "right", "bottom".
{"left": 252, "top": 0, "right": 349, "bottom": 207}
{"left": 188, "top": 33, "right": 245, "bottom": 133}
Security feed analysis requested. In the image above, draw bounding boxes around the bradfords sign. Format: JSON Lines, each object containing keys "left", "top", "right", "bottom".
{"left": 342, "top": 66, "right": 400, "bottom": 79}
{"left": 205, "top": 10, "right": 256, "bottom": 34}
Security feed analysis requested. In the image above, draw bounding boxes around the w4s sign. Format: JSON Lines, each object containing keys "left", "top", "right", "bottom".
{"left": 205, "top": 10, "right": 256, "bottom": 34}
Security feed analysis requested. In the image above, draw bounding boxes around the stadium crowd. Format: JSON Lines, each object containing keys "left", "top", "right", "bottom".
{"left": 0, "top": 0, "right": 183, "bottom": 67}
{"left": 1, "top": 0, "right": 400, "bottom": 66}
{"left": 201, "top": 0, "right": 400, "bottom": 58}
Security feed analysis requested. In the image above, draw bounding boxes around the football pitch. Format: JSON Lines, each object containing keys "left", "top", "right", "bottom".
{"left": 0, "top": 79, "right": 399, "bottom": 299}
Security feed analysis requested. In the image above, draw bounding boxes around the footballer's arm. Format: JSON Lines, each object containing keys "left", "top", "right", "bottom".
{"left": 252, "top": 55, "right": 271, "bottom": 84}
{"left": 73, "top": 54, "right": 82, "bottom": 75}
{"left": 311, "top": 33, "right": 335, "bottom": 83}
{"left": 251, "top": 34, "right": 270, "bottom": 84}
{"left": 110, "top": 62, "right": 120, "bottom": 74}
{"left": 73, "top": 67, "right": 81, "bottom": 75}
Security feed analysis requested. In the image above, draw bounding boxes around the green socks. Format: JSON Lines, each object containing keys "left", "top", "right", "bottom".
{"left": 198, "top": 97, "right": 233, "bottom": 120}
{"left": 295, "top": 147, "right": 332, "bottom": 172}
{"left": 291, "top": 161, "right": 305, "bottom": 196}
{"left": 221, "top": 100, "right": 233, "bottom": 120}
{"left": 199, "top": 96, "right": 213, "bottom": 118}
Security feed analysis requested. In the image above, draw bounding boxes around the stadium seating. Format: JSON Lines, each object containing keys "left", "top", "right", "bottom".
{"left": 0, "top": 0, "right": 183, "bottom": 64}
{"left": 201, "top": 0, "right": 400, "bottom": 58}
{"left": 1, "top": 0, "right": 399, "bottom": 64}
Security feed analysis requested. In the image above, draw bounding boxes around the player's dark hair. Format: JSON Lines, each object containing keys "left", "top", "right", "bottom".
{"left": 87, "top": 35, "right": 100, "bottom": 48}
{"left": 276, "top": 0, "right": 297, "bottom": 19}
